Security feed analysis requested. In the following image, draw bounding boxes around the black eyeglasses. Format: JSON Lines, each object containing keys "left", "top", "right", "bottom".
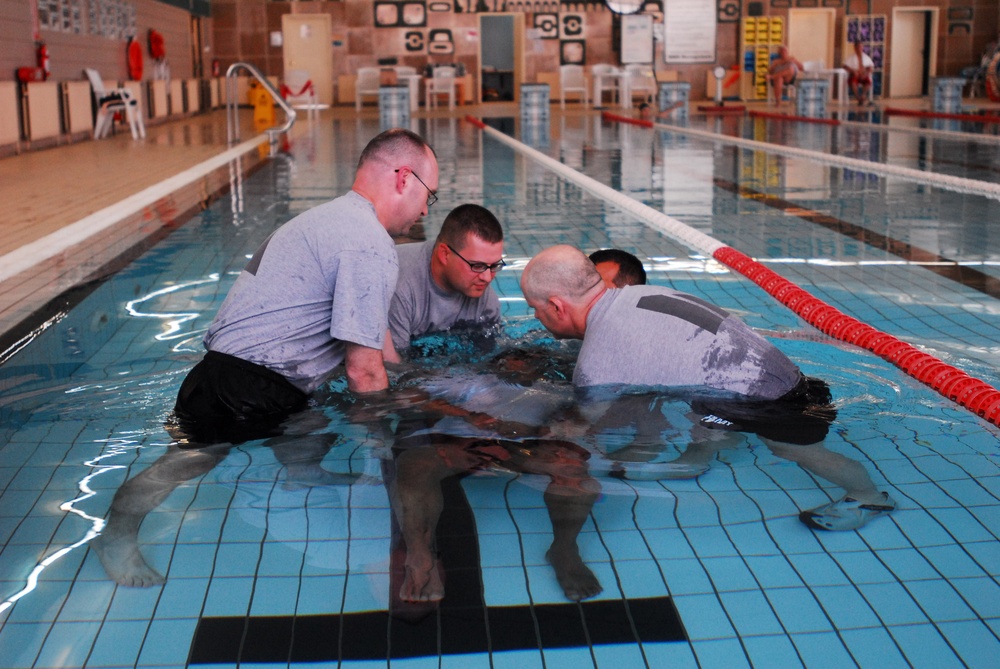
{"left": 446, "top": 244, "right": 506, "bottom": 274}
{"left": 395, "top": 168, "right": 438, "bottom": 207}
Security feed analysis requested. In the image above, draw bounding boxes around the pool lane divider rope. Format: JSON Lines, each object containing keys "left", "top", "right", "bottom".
{"left": 464, "top": 114, "right": 1000, "bottom": 427}
{"left": 884, "top": 107, "right": 1000, "bottom": 124}
{"left": 601, "top": 112, "right": 1000, "bottom": 202}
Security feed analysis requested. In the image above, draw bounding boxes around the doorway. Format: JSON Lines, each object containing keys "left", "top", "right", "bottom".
{"left": 890, "top": 8, "right": 938, "bottom": 98}
{"left": 281, "top": 15, "right": 333, "bottom": 106}
{"left": 478, "top": 14, "right": 524, "bottom": 104}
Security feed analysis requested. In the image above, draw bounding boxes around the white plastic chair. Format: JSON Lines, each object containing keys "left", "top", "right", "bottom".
{"left": 425, "top": 66, "right": 456, "bottom": 110}
{"left": 591, "top": 64, "right": 620, "bottom": 106}
{"left": 355, "top": 67, "right": 380, "bottom": 112}
{"left": 625, "top": 64, "right": 656, "bottom": 105}
{"left": 281, "top": 69, "right": 318, "bottom": 118}
{"left": 559, "top": 64, "right": 588, "bottom": 108}
{"left": 84, "top": 68, "right": 145, "bottom": 140}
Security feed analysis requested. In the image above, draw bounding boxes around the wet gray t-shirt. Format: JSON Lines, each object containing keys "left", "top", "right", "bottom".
{"left": 388, "top": 241, "right": 500, "bottom": 352}
{"left": 574, "top": 286, "right": 801, "bottom": 399}
{"left": 204, "top": 191, "right": 398, "bottom": 393}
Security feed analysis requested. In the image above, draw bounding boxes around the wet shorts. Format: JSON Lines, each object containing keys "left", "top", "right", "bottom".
{"left": 691, "top": 376, "right": 836, "bottom": 445}
{"left": 171, "top": 350, "right": 308, "bottom": 445}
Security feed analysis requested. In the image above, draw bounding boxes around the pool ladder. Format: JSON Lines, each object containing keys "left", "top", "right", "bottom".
{"left": 225, "top": 62, "right": 295, "bottom": 155}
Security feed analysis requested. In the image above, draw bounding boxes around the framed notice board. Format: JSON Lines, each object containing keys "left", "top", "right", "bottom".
{"left": 664, "top": 0, "right": 716, "bottom": 64}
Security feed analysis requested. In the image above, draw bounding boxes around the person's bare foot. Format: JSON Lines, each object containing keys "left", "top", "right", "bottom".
{"left": 400, "top": 554, "right": 445, "bottom": 602}
{"left": 92, "top": 534, "right": 165, "bottom": 587}
{"left": 547, "top": 545, "right": 602, "bottom": 601}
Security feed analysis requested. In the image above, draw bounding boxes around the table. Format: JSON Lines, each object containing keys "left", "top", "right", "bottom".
{"left": 592, "top": 68, "right": 629, "bottom": 109}
{"left": 799, "top": 67, "right": 848, "bottom": 103}
{"left": 396, "top": 74, "right": 421, "bottom": 111}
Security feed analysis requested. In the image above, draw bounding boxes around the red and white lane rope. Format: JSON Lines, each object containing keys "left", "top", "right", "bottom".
{"left": 465, "top": 114, "right": 1000, "bottom": 427}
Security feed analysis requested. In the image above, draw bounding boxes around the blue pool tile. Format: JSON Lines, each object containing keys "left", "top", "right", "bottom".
{"left": 6, "top": 580, "right": 69, "bottom": 624}
{"left": 889, "top": 623, "right": 963, "bottom": 667}
{"left": 719, "top": 589, "right": 784, "bottom": 637}
{"left": 786, "top": 552, "right": 851, "bottom": 586}
{"left": 926, "top": 506, "right": 997, "bottom": 544}
{"left": 856, "top": 581, "right": 929, "bottom": 626}
{"left": 764, "top": 587, "right": 833, "bottom": 635}
{"left": 210, "top": 542, "right": 261, "bottom": 577}
{"left": 723, "top": 521, "right": 780, "bottom": 556}
{"left": 689, "top": 638, "right": 751, "bottom": 668}
{"left": 829, "top": 550, "right": 896, "bottom": 584}
{"left": 598, "top": 529, "right": 654, "bottom": 562}
{"left": 478, "top": 533, "right": 529, "bottom": 568}
{"left": 840, "top": 626, "right": 911, "bottom": 668}
{"left": 151, "top": 577, "right": 209, "bottom": 618}
{"left": 764, "top": 517, "right": 825, "bottom": 556}
{"left": 672, "top": 594, "right": 737, "bottom": 641}
{"left": 950, "top": 576, "right": 1000, "bottom": 619}
{"left": 659, "top": 557, "right": 713, "bottom": 595}
{"left": 742, "top": 634, "right": 806, "bottom": 668}
{"left": 87, "top": 619, "right": 148, "bottom": 665}
{"left": 57, "top": 578, "right": 114, "bottom": 621}
{"left": 682, "top": 526, "right": 739, "bottom": 558}
{"left": 904, "top": 579, "right": 976, "bottom": 622}
{"left": 35, "top": 620, "right": 103, "bottom": 668}
{"left": 939, "top": 619, "right": 1000, "bottom": 667}
{"left": 967, "top": 504, "right": 1000, "bottom": 539}
{"left": 810, "top": 584, "right": 882, "bottom": 630}
{"left": 920, "top": 544, "right": 988, "bottom": 579}
{"left": 165, "top": 542, "right": 219, "bottom": 579}
{"left": 482, "top": 565, "right": 531, "bottom": 606}
{"left": 743, "top": 555, "right": 803, "bottom": 589}
{"left": 640, "top": 528, "right": 694, "bottom": 560}
{"left": 541, "top": 646, "right": 604, "bottom": 669}
{"left": 591, "top": 641, "right": 649, "bottom": 668}
{"left": 614, "top": 558, "right": 670, "bottom": 600}
{"left": 106, "top": 581, "right": 162, "bottom": 621}
{"left": 701, "top": 556, "right": 757, "bottom": 592}
{"left": 249, "top": 575, "right": 303, "bottom": 615}
{"left": 788, "top": 631, "right": 855, "bottom": 668}
{"left": 486, "top": 648, "right": 546, "bottom": 669}
{"left": 295, "top": 574, "right": 346, "bottom": 615}
{"left": 877, "top": 547, "right": 940, "bottom": 581}
{"left": 136, "top": 618, "right": 199, "bottom": 667}
{"left": 201, "top": 576, "right": 254, "bottom": 617}
{"left": 640, "top": 640, "right": 698, "bottom": 668}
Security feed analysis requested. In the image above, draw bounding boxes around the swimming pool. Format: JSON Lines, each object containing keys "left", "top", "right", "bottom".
{"left": 2, "top": 111, "right": 1000, "bottom": 668}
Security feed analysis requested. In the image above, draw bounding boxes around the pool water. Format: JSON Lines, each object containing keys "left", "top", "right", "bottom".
{"left": 2, "top": 112, "right": 1000, "bottom": 668}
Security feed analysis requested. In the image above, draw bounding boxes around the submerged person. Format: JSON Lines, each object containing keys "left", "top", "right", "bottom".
{"left": 344, "top": 347, "right": 602, "bottom": 604}
{"left": 384, "top": 203, "right": 505, "bottom": 363}
{"left": 520, "top": 244, "right": 896, "bottom": 531}
{"left": 93, "top": 128, "right": 439, "bottom": 586}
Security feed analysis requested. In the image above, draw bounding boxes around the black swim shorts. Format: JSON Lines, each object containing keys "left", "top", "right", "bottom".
{"left": 171, "top": 350, "right": 309, "bottom": 445}
{"left": 692, "top": 376, "right": 836, "bottom": 445}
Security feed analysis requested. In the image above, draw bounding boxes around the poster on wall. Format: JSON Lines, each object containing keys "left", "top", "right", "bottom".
{"left": 663, "top": 0, "right": 716, "bottom": 63}
{"left": 620, "top": 14, "right": 653, "bottom": 64}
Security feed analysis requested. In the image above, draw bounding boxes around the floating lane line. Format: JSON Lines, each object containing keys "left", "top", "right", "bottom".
{"left": 465, "top": 114, "right": 1000, "bottom": 427}
{"left": 603, "top": 111, "right": 1000, "bottom": 201}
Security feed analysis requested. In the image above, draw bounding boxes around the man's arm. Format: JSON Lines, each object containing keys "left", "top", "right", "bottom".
{"left": 345, "top": 342, "right": 389, "bottom": 393}
{"left": 383, "top": 330, "right": 403, "bottom": 364}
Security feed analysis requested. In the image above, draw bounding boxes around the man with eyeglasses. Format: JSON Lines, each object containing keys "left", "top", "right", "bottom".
{"left": 384, "top": 203, "right": 505, "bottom": 362}
{"left": 172, "top": 127, "right": 438, "bottom": 444}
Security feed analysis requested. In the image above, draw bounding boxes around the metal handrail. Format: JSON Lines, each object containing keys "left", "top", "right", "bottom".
{"left": 225, "top": 62, "right": 296, "bottom": 154}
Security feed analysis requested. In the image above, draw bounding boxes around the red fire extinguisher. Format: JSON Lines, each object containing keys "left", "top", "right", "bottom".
{"left": 212, "top": 59, "right": 220, "bottom": 77}
{"left": 37, "top": 42, "right": 50, "bottom": 80}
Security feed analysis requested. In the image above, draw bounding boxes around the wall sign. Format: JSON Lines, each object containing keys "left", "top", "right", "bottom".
{"left": 664, "top": 0, "right": 716, "bottom": 63}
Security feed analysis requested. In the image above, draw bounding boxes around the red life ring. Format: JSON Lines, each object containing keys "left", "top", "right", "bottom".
{"left": 127, "top": 38, "right": 143, "bottom": 80}
{"left": 148, "top": 29, "right": 166, "bottom": 61}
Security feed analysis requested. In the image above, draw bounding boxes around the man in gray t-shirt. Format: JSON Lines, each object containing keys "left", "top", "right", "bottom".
{"left": 520, "top": 245, "right": 896, "bottom": 530}
{"left": 384, "top": 203, "right": 504, "bottom": 361}
{"left": 174, "top": 128, "right": 440, "bottom": 443}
